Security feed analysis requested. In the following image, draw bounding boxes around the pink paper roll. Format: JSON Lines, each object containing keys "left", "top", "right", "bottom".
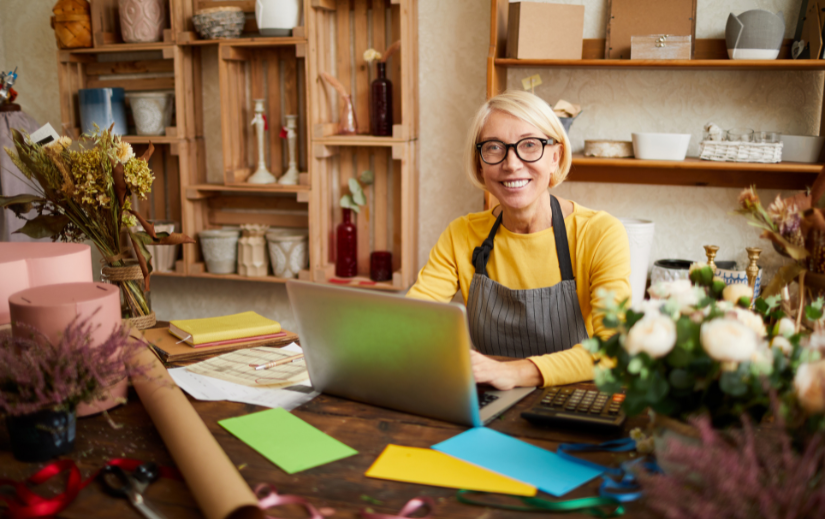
{"left": 0, "top": 242, "right": 93, "bottom": 324}
{"left": 9, "top": 282, "right": 126, "bottom": 416}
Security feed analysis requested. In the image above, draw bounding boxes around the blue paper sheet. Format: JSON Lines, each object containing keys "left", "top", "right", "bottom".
{"left": 432, "top": 427, "right": 604, "bottom": 497}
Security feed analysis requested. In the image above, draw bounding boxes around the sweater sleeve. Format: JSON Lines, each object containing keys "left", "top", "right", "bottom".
{"left": 527, "top": 215, "right": 631, "bottom": 387}
{"left": 406, "top": 222, "right": 461, "bottom": 303}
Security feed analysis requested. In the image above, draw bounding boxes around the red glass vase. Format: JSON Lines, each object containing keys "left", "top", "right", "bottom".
{"left": 336, "top": 208, "right": 358, "bottom": 277}
{"left": 370, "top": 62, "right": 393, "bottom": 136}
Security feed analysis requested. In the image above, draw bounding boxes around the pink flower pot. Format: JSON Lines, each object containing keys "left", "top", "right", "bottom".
{"left": 118, "top": 0, "right": 166, "bottom": 43}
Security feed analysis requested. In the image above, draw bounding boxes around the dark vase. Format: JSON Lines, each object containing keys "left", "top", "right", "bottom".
{"left": 6, "top": 407, "right": 76, "bottom": 462}
{"left": 336, "top": 208, "right": 358, "bottom": 278}
{"left": 370, "top": 62, "right": 393, "bottom": 136}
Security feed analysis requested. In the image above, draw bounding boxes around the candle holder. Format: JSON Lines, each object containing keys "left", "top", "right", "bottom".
{"left": 703, "top": 244, "right": 719, "bottom": 271}
{"left": 370, "top": 251, "right": 393, "bottom": 282}
{"left": 247, "top": 99, "right": 276, "bottom": 184}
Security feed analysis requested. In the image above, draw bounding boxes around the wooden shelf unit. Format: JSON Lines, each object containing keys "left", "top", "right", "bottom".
{"left": 485, "top": 0, "right": 825, "bottom": 206}
{"left": 307, "top": 0, "right": 419, "bottom": 290}
{"left": 55, "top": 0, "right": 418, "bottom": 290}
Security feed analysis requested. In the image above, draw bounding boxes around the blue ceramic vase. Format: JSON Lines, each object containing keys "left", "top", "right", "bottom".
{"left": 78, "top": 88, "right": 128, "bottom": 135}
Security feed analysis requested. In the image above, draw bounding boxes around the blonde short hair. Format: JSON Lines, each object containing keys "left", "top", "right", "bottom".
{"left": 463, "top": 90, "right": 572, "bottom": 191}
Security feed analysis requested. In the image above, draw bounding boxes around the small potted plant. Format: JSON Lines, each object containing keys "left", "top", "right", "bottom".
{"left": 0, "top": 316, "right": 148, "bottom": 462}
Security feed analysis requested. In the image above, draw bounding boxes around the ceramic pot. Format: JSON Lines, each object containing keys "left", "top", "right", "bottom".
{"left": 6, "top": 407, "right": 76, "bottom": 462}
{"left": 255, "top": 0, "right": 301, "bottom": 37}
{"left": 78, "top": 88, "right": 128, "bottom": 135}
{"left": 715, "top": 267, "right": 763, "bottom": 298}
{"left": 126, "top": 91, "right": 173, "bottom": 136}
{"left": 239, "top": 224, "right": 269, "bottom": 277}
{"left": 199, "top": 229, "right": 240, "bottom": 274}
{"left": 726, "top": 10, "right": 784, "bottom": 60}
{"left": 118, "top": 0, "right": 165, "bottom": 43}
{"left": 618, "top": 218, "right": 655, "bottom": 306}
{"left": 266, "top": 228, "right": 308, "bottom": 279}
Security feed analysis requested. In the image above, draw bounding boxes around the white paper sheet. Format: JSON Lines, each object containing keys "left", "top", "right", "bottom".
{"left": 168, "top": 343, "right": 319, "bottom": 410}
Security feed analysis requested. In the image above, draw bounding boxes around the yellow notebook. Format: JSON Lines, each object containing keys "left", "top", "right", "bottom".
{"left": 169, "top": 311, "right": 282, "bottom": 346}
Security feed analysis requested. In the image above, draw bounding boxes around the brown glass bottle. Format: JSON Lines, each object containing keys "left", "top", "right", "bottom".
{"left": 335, "top": 208, "right": 358, "bottom": 277}
{"left": 370, "top": 62, "right": 393, "bottom": 136}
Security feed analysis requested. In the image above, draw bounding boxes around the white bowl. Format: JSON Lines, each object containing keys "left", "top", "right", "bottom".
{"left": 632, "top": 133, "right": 691, "bottom": 161}
{"left": 778, "top": 135, "right": 825, "bottom": 163}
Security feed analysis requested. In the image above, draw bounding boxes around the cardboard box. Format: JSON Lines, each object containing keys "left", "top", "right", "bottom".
{"left": 506, "top": 2, "right": 585, "bottom": 60}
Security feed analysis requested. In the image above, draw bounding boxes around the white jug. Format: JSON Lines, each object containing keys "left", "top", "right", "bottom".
{"left": 256, "top": 0, "right": 302, "bottom": 37}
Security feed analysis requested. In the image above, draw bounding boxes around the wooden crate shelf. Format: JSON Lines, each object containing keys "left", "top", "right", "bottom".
{"left": 218, "top": 43, "right": 308, "bottom": 185}
{"left": 310, "top": 141, "right": 417, "bottom": 289}
{"left": 319, "top": 269, "right": 408, "bottom": 292}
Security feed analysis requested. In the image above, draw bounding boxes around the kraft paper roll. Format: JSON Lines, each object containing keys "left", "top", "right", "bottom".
{"left": 129, "top": 338, "right": 264, "bottom": 519}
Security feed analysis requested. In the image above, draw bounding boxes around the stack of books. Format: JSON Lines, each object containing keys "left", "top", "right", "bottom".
{"left": 144, "top": 311, "right": 298, "bottom": 363}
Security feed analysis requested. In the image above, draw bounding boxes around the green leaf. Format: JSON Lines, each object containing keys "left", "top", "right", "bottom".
{"left": 666, "top": 345, "right": 693, "bottom": 368}
{"left": 754, "top": 298, "right": 769, "bottom": 315}
{"left": 628, "top": 357, "right": 643, "bottom": 374}
{"left": 348, "top": 178, "right": 366, "bottom": 206}
{"left": 668, "top": 369, "right": 694, "bottom": 390}
{"left": 646, "top": 373, "right": 669, "bottom": 401}
{"left": 359, "top": 170, "right": 374, "bottom": 185}
{"left": 340, "top": 194, "right": 360, "bottom": 213}
{"left": 625, "top": 309, "right": 645, "bottom": 329}
{"left": 15, "top": 214, "right": 70, "bottom": 239}
{"left": 806, "top": 306, "right": 824, "bottom": 321}
{"left": 581, "top": 337, "right": 600, "bottom": 354}
{"left": 720, "top": 370, "right": 748, "bottom": 397}
{"left": 0, "top": 194, "right": 44, "bottom": 215}
{"left": 676, "top": 316, "right": 699, "bottom": 352}
{"left": 603, "top": 315, "right": 619, "bottom": 328}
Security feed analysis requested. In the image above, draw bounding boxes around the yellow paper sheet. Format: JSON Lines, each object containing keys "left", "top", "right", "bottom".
{"left": 365, "top": 445, "right": 536, "bottom": 496}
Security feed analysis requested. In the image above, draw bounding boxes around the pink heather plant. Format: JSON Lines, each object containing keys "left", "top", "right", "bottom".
{"left": 637, "top": 400, "right": 825, "bottom": 519}
{"left": 0, "top": 315, "right": 149, "bottom": 416}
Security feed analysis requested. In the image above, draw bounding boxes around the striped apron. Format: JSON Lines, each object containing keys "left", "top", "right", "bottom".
{"left": 467, "top": 195, "right": 590, "bottom": 357}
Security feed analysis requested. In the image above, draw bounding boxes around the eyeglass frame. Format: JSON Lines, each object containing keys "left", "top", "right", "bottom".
{"left": 475, "top": 137, "right": 556, "bottom": 165}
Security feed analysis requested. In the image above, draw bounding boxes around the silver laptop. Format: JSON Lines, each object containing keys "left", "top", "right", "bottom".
{"left": 286, "top": 280, "right": 534, "bottom": 427}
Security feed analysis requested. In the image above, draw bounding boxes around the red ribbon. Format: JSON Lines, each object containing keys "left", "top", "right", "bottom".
{"left": 0, "top": 458, "right": 180, "bottom": 519}
{"left": 256, "top": 484, "right": 434, "bottom": 519}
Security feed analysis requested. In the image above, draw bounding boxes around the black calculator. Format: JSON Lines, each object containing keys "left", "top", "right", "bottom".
{"left": 521, "top": 386, "right": 627, "bottom": 428}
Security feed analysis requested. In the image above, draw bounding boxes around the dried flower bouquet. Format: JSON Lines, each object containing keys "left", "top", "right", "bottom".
{"left": 1, "top": 127, "right": 194, "bottom": 319}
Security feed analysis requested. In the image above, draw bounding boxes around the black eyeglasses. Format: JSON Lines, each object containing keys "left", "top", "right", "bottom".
{"left": 476, "top": 137, "right": 555, "bottom": 165}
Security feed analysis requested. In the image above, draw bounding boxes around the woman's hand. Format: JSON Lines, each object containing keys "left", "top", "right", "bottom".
{"left": 470, "top": 350, "right": 543, "bottom": 390}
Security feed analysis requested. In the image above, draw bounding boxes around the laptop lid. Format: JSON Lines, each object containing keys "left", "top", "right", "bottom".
{"left": 286, "top": 280, "right": 484, "bottom": 427}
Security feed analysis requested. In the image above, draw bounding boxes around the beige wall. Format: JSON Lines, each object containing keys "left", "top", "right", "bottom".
{"left": 1, "top": 0, "right": 818, "bottom": 329}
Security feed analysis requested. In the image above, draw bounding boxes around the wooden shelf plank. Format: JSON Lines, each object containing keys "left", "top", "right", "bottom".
{"left": 190, "top": 183, "right": 310, "bottom": 193}
{"left": 315, "top": 135, "right": 411, "bottom": 147}
{"left": 182, "top": 37, "right": 308, "bottom": 47}
{"left": 321, "top": 276, "right": 406, "bottom": 292}
{"left": 186, "top": 272, "right": 293, "bottom": 284}
{"left": 69, "top": 43, "right": 175, "bottom": 54}
{"left": 569, "top": 156, "right": 822, "bottom": 189}
{"left": 122, "top": 135, "right": 182, "bottom": 144}
{"left": 495, "top": 58, "right": 825, "bottom": 71}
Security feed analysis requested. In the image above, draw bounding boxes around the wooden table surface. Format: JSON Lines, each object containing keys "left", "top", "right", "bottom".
{"left": 0, "top": 383, "right": 646, "bottom": 519}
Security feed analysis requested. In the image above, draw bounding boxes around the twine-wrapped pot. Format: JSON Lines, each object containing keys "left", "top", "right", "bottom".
{"left": 51, "top": 0, "right": 93, "bottom": 49}
{"left": 100, "top": 263, "right": 156, "bottom": 330}
{"left": 192, "top": 7, "right": 245, "bottom": 39}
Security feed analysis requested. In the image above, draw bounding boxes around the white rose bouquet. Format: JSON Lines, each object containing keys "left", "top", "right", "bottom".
{"left": 585, "top": 263, "right": 824, "bottom": 429}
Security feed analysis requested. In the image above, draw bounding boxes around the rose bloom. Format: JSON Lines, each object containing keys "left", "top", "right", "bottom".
{"left": 624, "top": 314, "right": 677, "bottom": 359}
{"left": 722, "top": 283, "right": 753, "bottom": 304}
{"left": 632, "top": 298, "right": 665, "bottom": 317}
{"left": 771, "top": 335, "right": 792, "bottom": 355}
{"left": 730, "top": 307, "right": 767, "bottom": 338}
{"left": 648, "top": 279, "right": 693, "bottom": 300}
{"left": 777, "top": 317, "right": 796, "bottom": 338}
{"left": 794, "top": 360, "right": 825, "bottom": 413}
{"left": 701, "top": 317, "right": 758, "bottom": 362}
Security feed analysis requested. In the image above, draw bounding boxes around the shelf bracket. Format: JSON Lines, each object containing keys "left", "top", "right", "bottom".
{"left": 313, "top": 144, "right": 338, "bottom": 158}
{"left": 220, "top": 46, "right": 252, "bottom": 62}
{"left": 311, "top": 0, "right": 337, "bottom": 10}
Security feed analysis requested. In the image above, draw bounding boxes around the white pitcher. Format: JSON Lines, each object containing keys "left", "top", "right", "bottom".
{"left": 256, "top": 0, "right": 302, "bottom": 37}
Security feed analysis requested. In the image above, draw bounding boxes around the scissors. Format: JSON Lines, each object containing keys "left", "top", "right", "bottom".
{"left": 98, "top": 462, "right": 166, "bottom": 519}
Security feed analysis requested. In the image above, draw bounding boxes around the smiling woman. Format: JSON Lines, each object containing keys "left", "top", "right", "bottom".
{"left": 407, "top": 90, "right": 631, "bottom": 390}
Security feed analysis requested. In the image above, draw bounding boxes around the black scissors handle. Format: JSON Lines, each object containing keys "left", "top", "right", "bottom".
{"left": 98, "top": 465, "right": 132, "bottom": 498}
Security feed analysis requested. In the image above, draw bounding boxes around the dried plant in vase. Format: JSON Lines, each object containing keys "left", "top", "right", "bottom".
{"left": 319, "top": 72, "right": 358, "bottom": 135}
{"left": 0, "top": 316, "right": 149, "bottom": 461}
{"left": 1, "top": 126, "right": 194, "bottom": 325}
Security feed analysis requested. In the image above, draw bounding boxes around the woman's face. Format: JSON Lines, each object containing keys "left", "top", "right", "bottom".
{"left": 478, "top": 111, "right": 561, "bottom": 213}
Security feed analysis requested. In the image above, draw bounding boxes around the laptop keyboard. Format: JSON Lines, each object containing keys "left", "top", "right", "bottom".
{"left": 478, "top": 392, "right": 500, "bottom": 409}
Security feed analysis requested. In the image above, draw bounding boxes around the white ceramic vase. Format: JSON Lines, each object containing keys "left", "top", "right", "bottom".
{"left": 256, "top": 0, "right": 302, "bottom": 37}
{"left": 238, "top": 224, "right": 269, "bottom": 277}
{"left": 266, "top": 228, "right": 308, "bottom": 278}
{"left": 199, "top": 229, "right": 240, "bottom": 274}
{"left": 618, "top": 218, "right": 655, "bottom": 307}
{"left": 126, "top": 91, "right": 173, "bottom": 135}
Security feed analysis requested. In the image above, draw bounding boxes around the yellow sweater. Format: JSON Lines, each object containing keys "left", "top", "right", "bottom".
{"left": 407, "top": 201, "right": 631, "bottom": 387}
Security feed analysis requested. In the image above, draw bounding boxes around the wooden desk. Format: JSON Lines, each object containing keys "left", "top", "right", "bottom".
{"left": 0, "top": 386, "right": 644, "bottom": 518}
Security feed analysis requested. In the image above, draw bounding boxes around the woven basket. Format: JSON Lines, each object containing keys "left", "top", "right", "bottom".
{"left": 51, "top": 0, "right": 92, "bottom": 49}
{"left": 699, "top": 140, "right": 783, "bottom": 163}
{"left": 192, "top": 7, "right": 245, "bottom": 39}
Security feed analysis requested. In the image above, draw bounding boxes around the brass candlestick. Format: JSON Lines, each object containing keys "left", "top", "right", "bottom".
{"left": 746, "top": 247, "right": 762, "bottom": 289}
{"left": 703, "top": 245, "right": 719, "bottom": 271}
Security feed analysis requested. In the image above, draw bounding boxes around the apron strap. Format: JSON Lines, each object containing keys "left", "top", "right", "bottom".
{"left": 471, "top": 211, "right": 503, "bottom": 276}
{"left": 550, "top": 195, "right": 575, "bottom": 281}
{"left": 471, "top": 195, "right": 575, "bottom": 281}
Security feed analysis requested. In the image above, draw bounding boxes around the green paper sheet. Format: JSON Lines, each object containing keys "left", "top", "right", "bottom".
{"left": 218, "top": 408, "right": 358, "bottom": 474}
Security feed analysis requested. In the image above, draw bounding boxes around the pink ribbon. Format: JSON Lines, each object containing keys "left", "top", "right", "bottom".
{"left": 255, "top": 484, "right": 435, "bottom": 519}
